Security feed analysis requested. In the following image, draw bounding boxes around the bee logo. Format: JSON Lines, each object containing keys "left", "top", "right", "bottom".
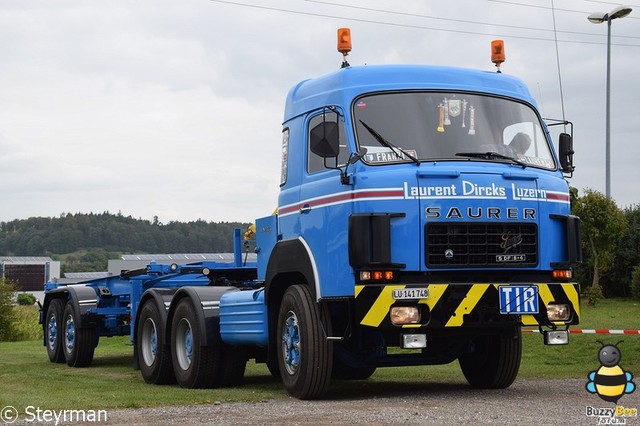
{"left": 586, "top": 341, "right": 636, "bottom": 403}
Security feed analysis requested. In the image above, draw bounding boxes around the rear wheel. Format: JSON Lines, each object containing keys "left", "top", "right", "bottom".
{"left": 170, "top": 297, "right": 244, "bottom": 388}
{"left": 45, "top": 299, "right": 66, "bottom": 363}
{"left": 277, "top": 285, "right": 332, "bottom": 399}
{"left": 459, "top": 326, "right": 522, "bottom": 389}
{"left": 62, "top": 302, "right": 96, "bottom": 367}
{"left": 171, "top": 298, "right": 214, "bottom": 388}
{"left": 136, "top": 301, "right": 175, "bottom": 384}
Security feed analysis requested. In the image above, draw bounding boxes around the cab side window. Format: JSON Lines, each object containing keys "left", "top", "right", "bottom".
{"left": 280, "top": 128, "right": 289, "bottom": 186}
{"left": 307, "top": 113, "right": 349, "bottom": 174}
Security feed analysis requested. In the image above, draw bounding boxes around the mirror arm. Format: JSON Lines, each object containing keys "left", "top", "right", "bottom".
{"left": 340, "top": 154, "right": 354, "bottom": 185}
{"left": 340, "top": 148, "right": 368, "bottom": 185}
{"left": 340, "top": 171, "right": 352, "bottom": 185}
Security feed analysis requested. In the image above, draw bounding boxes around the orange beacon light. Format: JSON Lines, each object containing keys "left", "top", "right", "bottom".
{"left": 337, "top": 28, "right": 352, "bottom": 55}
{"left": 491, "top": 40, "right": 505, "bottom": 72}
{"left": 338, "top": 28, "right": 351, "bottom": 68}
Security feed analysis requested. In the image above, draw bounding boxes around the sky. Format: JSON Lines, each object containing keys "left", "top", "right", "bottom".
{"left": 0, "top": 0, "right": 639, "bottom": 224}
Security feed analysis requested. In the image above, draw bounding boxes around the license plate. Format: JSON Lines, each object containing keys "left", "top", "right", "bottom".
{"left": 392, "top": 288, "right": 429, "bottom": 300}
{"left": 496, "top": 254, "right": 526, "bottom": 262}
{"left": 499, "top": 285, "right": 539, "bottom": 314}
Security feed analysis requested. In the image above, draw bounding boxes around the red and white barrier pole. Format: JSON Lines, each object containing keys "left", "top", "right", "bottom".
{"left": 523, "top": 329, "right": 640, "bottom": 335}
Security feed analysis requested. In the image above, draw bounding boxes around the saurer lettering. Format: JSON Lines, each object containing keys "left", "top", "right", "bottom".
{"left": 425, "top": 207, "right": 536, "bottom": 220}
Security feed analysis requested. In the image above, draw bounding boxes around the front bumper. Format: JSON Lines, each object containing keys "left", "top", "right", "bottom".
{"left": 354, "top": 282, "right": 580, "bottom": 329}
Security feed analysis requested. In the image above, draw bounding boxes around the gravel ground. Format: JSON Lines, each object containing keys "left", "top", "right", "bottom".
{"left": 80, "top": 379, "right": 637, "bottom": 426}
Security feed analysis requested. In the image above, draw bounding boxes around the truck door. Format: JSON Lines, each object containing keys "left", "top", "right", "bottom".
{"left": 298, "top": 111, "right": 354, "bottom": 298}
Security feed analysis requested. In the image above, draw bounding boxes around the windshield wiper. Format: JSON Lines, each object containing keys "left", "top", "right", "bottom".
{"left": 359, "top": 120, "right": 420, "bottom": 164}
{"left": 455, "top": 151, "right": 528, "bottom": 168}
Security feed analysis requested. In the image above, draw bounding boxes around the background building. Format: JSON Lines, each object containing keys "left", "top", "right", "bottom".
{"left": 0, "top": 257, "right": 61, "bottom": 292}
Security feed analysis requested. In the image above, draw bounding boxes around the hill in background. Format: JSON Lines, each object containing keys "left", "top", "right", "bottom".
{"left": 0, "top": 212, "right": 250, "bottom": 273}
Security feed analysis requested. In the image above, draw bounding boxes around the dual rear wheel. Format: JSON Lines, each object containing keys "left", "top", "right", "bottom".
{"left": 136, "top": 302, "right": 175, "bottom": 385}
{"left": 45, "top": 299, "right": 66, "bottom": 364}
{"left": 45, "top": 299, "right": 96, "bottom": 367}
{"left": 135, "top": 297, "right": 246, "bottom": 389}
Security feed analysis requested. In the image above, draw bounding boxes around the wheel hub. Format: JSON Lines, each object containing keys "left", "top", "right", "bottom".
{"left": 141, "top": 318, "right": 158, "bottom": 367}
{"left": 47, "top": 314, "right": 57, "bottom": 350}
{"left": 65, "top": 316, "right": 75, "bottom": 352}
{"left": 282, "top": 311, "right": 300, "bottom": 375}
{"left": 175, "top": 318, "right": 193, "bottom": 370}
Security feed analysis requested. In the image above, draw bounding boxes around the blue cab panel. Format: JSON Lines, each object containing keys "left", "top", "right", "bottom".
{"left": 219, "top": 288, "right": 268, "bottom": 346}
{"left": 256, "top": 215, "right": 278, "bottom": 281}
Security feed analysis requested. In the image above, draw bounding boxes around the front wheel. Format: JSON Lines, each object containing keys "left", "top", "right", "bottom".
{"left": 458, "top": 326, "right": 522, "bottom": 389}
{"left": 62, "top": 302, "right": 96, "bottom": 367}
{"left": 277, "top": 285, "right": 332, "bottom": 399}
{"left": 45, "top": 299, "right": 66, "bottom": 363}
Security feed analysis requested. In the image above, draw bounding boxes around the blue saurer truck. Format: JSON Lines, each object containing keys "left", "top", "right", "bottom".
{"left": 40, "top": 31, "right": 581, "bottom": 399}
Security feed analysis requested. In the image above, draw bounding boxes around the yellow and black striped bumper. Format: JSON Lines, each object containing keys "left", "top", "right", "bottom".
{"left": 354, "top": 283, "right": 580, "bottom": 329}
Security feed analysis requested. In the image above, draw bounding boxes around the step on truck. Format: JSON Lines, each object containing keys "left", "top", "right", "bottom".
{"left": 40, "top": 29, "right": 582, "bottom": 399}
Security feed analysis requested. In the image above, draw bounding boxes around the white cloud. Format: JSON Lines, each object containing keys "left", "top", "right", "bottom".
{"left": 1, "top": 0, "right": 639, "bottom": 226}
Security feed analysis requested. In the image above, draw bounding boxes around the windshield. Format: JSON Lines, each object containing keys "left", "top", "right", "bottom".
{"left": 353, "top": 92, "right": 556, "bottom": 170}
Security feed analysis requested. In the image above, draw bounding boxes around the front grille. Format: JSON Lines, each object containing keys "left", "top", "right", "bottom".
{"left": 426, "top": 222, "right": 538, "bottom": 267}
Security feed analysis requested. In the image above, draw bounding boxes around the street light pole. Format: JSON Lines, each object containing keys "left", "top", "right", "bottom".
{"left": 606, "top": 17, "right": 612, "bottom": 199}
{"left": 588, "top": 6, "right": 632, "bottom": 199}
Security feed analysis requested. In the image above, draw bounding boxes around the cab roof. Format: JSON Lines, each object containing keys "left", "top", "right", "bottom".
{"left": 284, "top": 64, "right": 536, "bottom": 123}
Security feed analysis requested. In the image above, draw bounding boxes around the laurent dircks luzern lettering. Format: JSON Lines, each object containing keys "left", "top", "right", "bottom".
{"left": 403, "top": 181, "right": 567, "bottom": 203}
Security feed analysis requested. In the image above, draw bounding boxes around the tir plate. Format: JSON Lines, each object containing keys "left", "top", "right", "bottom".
{"left": 499, "top": 285, "right": 539, "bottom": 314}
{"left": 392, "top": 288, "right": 429, "bottom": 300}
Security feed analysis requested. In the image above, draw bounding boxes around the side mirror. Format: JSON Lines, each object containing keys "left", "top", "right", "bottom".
{"left": 349, "top": 147, "right": 368, "bottom": 165}
{"left": 558, "top": 133, "right": 574, "bottom": 173}
{"left": 310, "top": 121, "right": 340, "bottom": 158}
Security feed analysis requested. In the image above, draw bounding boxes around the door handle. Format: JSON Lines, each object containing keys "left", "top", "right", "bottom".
{"left": 300, "top": 204, "right": 311, "bottom": 214}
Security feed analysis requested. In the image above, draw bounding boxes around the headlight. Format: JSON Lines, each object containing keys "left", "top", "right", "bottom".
{"left": 390, "top": 306, "right": 420, "bottom": 325}
{"left": 547, "top": 304, "right": 570, "bottom": 321}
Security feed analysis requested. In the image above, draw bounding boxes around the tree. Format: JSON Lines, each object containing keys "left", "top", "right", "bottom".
{"left": 601, "top": 204, "right": 640, "bottom": 297}
{"left": 631, "top": 265, "right": 640, "bottom": 301}
{"left": 572, "top": 189, "right": 627, "bottom": 295}
{"left": 0, "top": 278, "right": 17, "bottom": 341}
{"left": 0, "top": 212, "right": 250, "bottom": 263}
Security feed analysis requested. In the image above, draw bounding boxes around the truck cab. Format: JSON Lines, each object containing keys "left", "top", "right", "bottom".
{"left": 258, "top": 61, "right": 580, "bottom": 397}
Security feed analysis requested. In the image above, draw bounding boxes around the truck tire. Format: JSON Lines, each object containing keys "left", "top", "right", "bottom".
{"left": 171, "top": 297, "right": 215, "bottom": 388}
{"left": 458, "top": 326, "right": 522, "bottom": 389}
{"left": 62, "top": 301, "right": 96, "bottom": 367}
{"left": 277, "top": 285, "right": 333, "bottom": 399}
{"left": 170, "top": 297, "right": 247, "bottom": 389}
{"left": 45, "top": 298, "right": 66, "bottom": 363}
{"left": 136, "top": 301, "right": 175, "bottom": 385}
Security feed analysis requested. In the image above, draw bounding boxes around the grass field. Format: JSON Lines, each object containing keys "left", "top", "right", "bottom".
{"left": 0, "top": 299, "right": 638, "bottom": 412}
